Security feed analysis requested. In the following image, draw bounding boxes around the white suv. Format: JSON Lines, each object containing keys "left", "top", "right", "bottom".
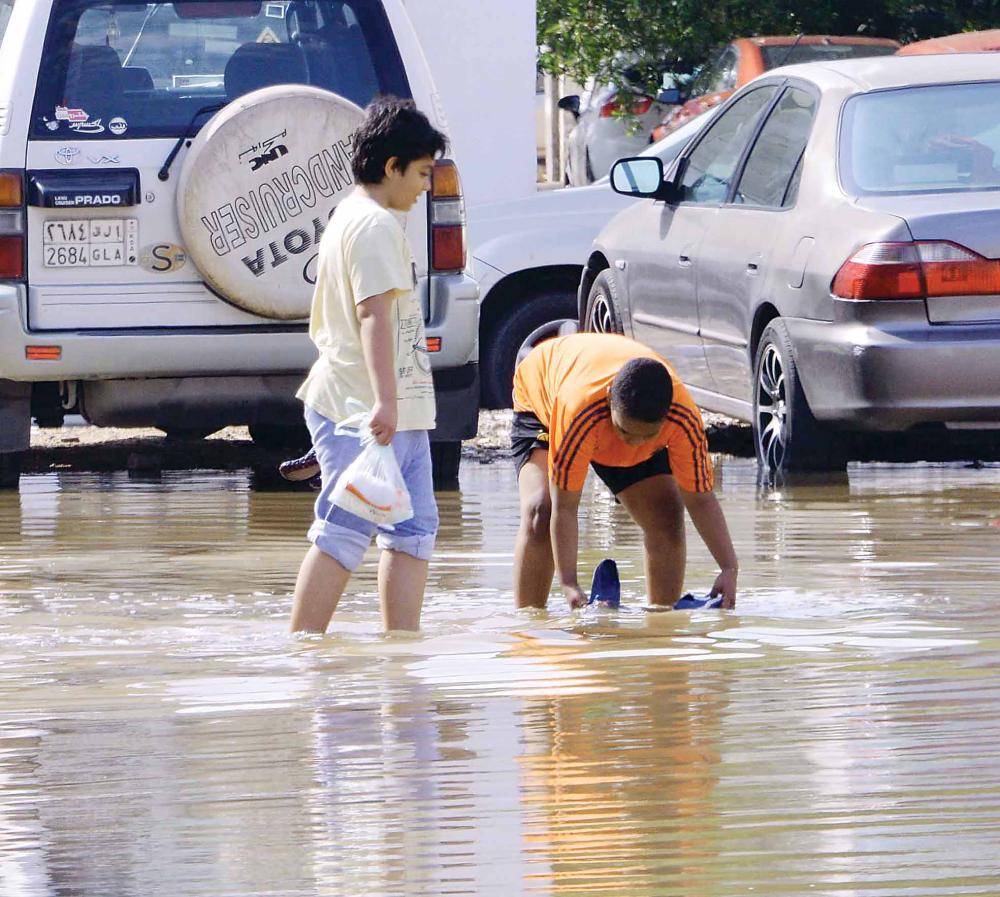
{"left": 0, "top": 0, "right": 479, "bottom": 486}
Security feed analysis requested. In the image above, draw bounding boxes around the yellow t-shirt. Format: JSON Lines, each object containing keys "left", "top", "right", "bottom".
{"left": 296, "top": 191, "right": 436, "bottom": 430}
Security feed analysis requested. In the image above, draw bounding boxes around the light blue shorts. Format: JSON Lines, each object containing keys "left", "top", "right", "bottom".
{"left": 304, "top": 406, "right": 439, "bottom": 572}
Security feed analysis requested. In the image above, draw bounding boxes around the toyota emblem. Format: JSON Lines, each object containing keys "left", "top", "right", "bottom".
{"left": 55, "top": 147, "right": 80, "bottom": 166}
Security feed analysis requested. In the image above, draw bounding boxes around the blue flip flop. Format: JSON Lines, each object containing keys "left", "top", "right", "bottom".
{"left": 673, "top": 592, "right": 724, "bottom": 610}
{"left": 588, "top": 559, "right": 621, "bottom": 609}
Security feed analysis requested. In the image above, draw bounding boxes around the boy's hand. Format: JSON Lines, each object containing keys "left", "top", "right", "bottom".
{"left": 369, "top": 401, "right": 397, "bottom": 446}
{"left": 710, "top": 567, "right": 738, "bottom": 609}
{"left": 561, "top": 583, "right": 588, "bottom": 610}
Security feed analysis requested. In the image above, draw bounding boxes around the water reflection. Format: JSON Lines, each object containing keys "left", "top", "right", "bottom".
{"left": 1, "top": 458, "right": 999, "bottom": 896}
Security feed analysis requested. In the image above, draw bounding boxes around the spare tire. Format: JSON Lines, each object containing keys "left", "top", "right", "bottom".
{"left": 177, "top": 85, "right": 365, "bottom": 320}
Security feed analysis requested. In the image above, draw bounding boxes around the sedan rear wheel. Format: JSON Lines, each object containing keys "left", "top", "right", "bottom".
{"left": 753, "top": 319, "right": 847, "bottom": 472}
{"left": 584, "top": 270, "right": 624, "bottom": 335}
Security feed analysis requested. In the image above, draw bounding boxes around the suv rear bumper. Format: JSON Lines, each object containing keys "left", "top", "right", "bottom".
{"left": 0, "top": 271, "right": 480, "bottom": 448}
{"left": 0, "top": 273, "right": 479, "bottom": 380}
{"left": 75, "top": 363, "right": 480, "bottom": 441}
{"left": 785, "top": 316, "right": 1000, "bottom": 430}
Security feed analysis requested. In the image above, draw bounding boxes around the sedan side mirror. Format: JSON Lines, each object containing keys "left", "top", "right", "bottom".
{"left": 557, "top": 95, "right": 581, "bottom": 118}
{"left": 610, "top": 157, "right": 677, "bottom": 201}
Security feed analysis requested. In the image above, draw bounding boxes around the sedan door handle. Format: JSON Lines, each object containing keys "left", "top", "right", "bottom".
{"left": 678, "top": 254, "right": 692, "bottom": 267}
{"left": 746, "top": 262, "right": 759, "bottom": 275}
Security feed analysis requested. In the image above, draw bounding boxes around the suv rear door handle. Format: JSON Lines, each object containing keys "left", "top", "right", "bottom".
{"left": 678, "top": 254, "right": 692, "bottom": 267}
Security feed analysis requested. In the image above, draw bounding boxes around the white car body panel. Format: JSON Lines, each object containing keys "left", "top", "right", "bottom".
{"left": 0, "top": 0, "right": 477, "bottom": 373}
{"left": 472, "top": 183, "right": 633, "bottom": 279}
{"left": 473, "top": 108, "right": 718, "bottom": 283}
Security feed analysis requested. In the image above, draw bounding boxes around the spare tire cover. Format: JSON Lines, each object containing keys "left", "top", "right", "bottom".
{"left": 178, "top": 85, "right": 364, "bottom": 320}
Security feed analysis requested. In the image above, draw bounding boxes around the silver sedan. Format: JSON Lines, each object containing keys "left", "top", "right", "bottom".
{"left": 581, "top": 54, "right": 1000, "bottom": 471}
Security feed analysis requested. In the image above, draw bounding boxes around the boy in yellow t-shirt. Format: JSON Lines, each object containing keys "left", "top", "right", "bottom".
{"left": 290, "top": 97, "right": 446, "bottom": 634}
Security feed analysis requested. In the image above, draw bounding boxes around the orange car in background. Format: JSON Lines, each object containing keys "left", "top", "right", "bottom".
{"left": 651, "top": 35, "right": 900, "bottom": 141}
{"left": 897, "top": 29, "right": 1000, "bottom": 54}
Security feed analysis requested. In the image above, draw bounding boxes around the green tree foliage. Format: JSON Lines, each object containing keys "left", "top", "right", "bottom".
{"left": 538, "top": 0, "right": 1000, "bottom": 93}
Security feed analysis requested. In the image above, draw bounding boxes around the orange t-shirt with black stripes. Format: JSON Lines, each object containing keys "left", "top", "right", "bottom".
{"left": 512, "top": 333, "right": 713, "bottom": 493}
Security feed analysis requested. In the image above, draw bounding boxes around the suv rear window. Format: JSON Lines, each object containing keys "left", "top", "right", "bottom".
{"left": 841, "top": 82, "right": 1000, "bottom": 195}
{"left": 31, "top": 0, "right": 409, "bottom": 140}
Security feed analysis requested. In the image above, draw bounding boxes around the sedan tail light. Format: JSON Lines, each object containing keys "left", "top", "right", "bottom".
{"left": 0, "top": 170, "right": 24, "bottom": 281}
{"left": 832, "top": 240, "right": 1000, "bottom": 300}
{"left": 600, "top": 96, "right": 654, "bottom": 118}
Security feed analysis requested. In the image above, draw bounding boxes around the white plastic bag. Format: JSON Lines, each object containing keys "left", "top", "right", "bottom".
{"left": 330, "top": 409, "right": 413, "bottom": 527}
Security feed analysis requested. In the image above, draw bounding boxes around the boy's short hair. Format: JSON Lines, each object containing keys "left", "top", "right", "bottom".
{"left": 351, "top": 96, "right": 448, "bottom": 185}
{"left": 609, "top": 358, "right": 674, "bottom": 422}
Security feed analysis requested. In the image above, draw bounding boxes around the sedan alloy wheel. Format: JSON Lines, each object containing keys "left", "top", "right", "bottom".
{"left": 755, "top": 343, "right": 788, "bottom": 470}
{"left": 752, "top": 319, "right": 847, "bottom": 472}
{"left": 584, "top": 270, "right": 625, "bottom": 335}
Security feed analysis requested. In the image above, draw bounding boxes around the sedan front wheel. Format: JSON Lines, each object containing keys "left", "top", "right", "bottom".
{"left": 753, "top": 319, "right": 847, "bottom": 472}
{"left": 583, "top": 270, "right": 625, "bottom": 335}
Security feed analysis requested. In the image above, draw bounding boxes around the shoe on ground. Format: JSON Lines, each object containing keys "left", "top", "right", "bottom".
{"left": 588, "top": 558, "right": 621, "bottom": 608}
{"left": 673, "top": 592, "right": 723, "bottom": 610}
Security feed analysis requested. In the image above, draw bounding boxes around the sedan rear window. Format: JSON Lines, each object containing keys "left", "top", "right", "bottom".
{"left": 759, "top": 42, "right": 897, "bottom": 68}
{"left": 31, "top": 0, "right": 409, "bottom": 140}
{"left": 841, "top": 82, "right": 1000, "bottom": 195}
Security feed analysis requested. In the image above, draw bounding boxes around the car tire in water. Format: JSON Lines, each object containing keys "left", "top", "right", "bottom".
{"left": 753, "top": 319, "right": 847, "bottom": 472}
{"left": 480, "top": 291, "right": 577, "bottom": 409}
{"left": 249, "top": 423, "right": 311, "bottom": 452}
{"left": 0, "top": 451, "right": 22, "bottom": 489}
{"left": 431, "top": 441, "right": 462, "bottom": 489}
{"left": 583, "top": 270, "right": 625, "bottom": 335}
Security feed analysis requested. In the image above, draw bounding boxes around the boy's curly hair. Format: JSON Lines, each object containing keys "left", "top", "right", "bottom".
{"left": 351, "top": 96, "right": 448, "bottom": 185}
{"left": 610, "top": 358, "right": 674, "bottom": 422}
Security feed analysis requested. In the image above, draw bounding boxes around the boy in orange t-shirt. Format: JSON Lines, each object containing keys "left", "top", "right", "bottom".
{"left": 511, "top": 333, "right": 738, "bottom": 610}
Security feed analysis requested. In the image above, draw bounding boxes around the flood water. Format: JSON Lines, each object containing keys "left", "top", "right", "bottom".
{"left": 1, "top": 456, "right": 999, "bottom": 897}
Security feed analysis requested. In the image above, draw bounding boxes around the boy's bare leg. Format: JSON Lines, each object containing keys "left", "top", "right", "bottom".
{"left": 290, "top": 545, "right": 352, "bottom": 633}
{"left": 513, "top": 449, "right": 555, "bottom": 608}
{"left": 379, "top": 549, "right": 428, "bottom": 631}
{"left": 617, "top": 475, "right": 686, "bottom": 607}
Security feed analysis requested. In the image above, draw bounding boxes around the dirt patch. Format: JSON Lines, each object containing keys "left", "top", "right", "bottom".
{"left": 30, "top": 412, "right": 994, "bottom": 478}
{"left": 26, "top": 410, "right": 755, "bottom": 477}
{"left": 26, "top": 424, "right": 297, "bottom": 485}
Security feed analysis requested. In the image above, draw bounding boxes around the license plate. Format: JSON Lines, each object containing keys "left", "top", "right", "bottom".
{"left": 42, "top": 218, "right": 138, "bottom": 268}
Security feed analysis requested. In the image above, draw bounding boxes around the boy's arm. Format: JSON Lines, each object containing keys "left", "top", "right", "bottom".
{"left": 681, "top": 489, "right": 739, "bottom": 608}
{"left": 356, "top": 290, "right": 398, "bottom": 445}
{"left": 550, "top": 483, "right": 587, "bottom": 609}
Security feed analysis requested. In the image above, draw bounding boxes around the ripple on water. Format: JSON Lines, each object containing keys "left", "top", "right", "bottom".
{"left": 1, "top": 461, "right": 999, "bottom": 896}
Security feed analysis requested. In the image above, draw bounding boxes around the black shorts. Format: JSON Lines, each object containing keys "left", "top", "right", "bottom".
{"left": 511, "top": 411, "right": 671, "bottom": 495}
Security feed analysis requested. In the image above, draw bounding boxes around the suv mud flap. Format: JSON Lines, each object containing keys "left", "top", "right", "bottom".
{"left": 432, "top": 363, "right": 479, "bottom": 442}
{"left": 0, "top": 380, "right": 31, "bottom": 453}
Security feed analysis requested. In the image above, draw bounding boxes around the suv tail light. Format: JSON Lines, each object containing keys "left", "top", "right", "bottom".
{"left": 430, "top": 159, "right": 466, "bottom": 272}
{"left": 600, "top": 96, "right": 654, "bottom": 118}
{"left": 0, "top": 171, "right": 24, "bottom": 280}
{"left": 832, "top": 241, "right": 1000, "bottom": 300}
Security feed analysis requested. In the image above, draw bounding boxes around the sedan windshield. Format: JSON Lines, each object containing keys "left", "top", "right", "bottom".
{"left": 841, "top": 82, "right": 1000, "bottom": 194}
{"left": 759, "top": 42, "right": 896, "bottom": 68}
